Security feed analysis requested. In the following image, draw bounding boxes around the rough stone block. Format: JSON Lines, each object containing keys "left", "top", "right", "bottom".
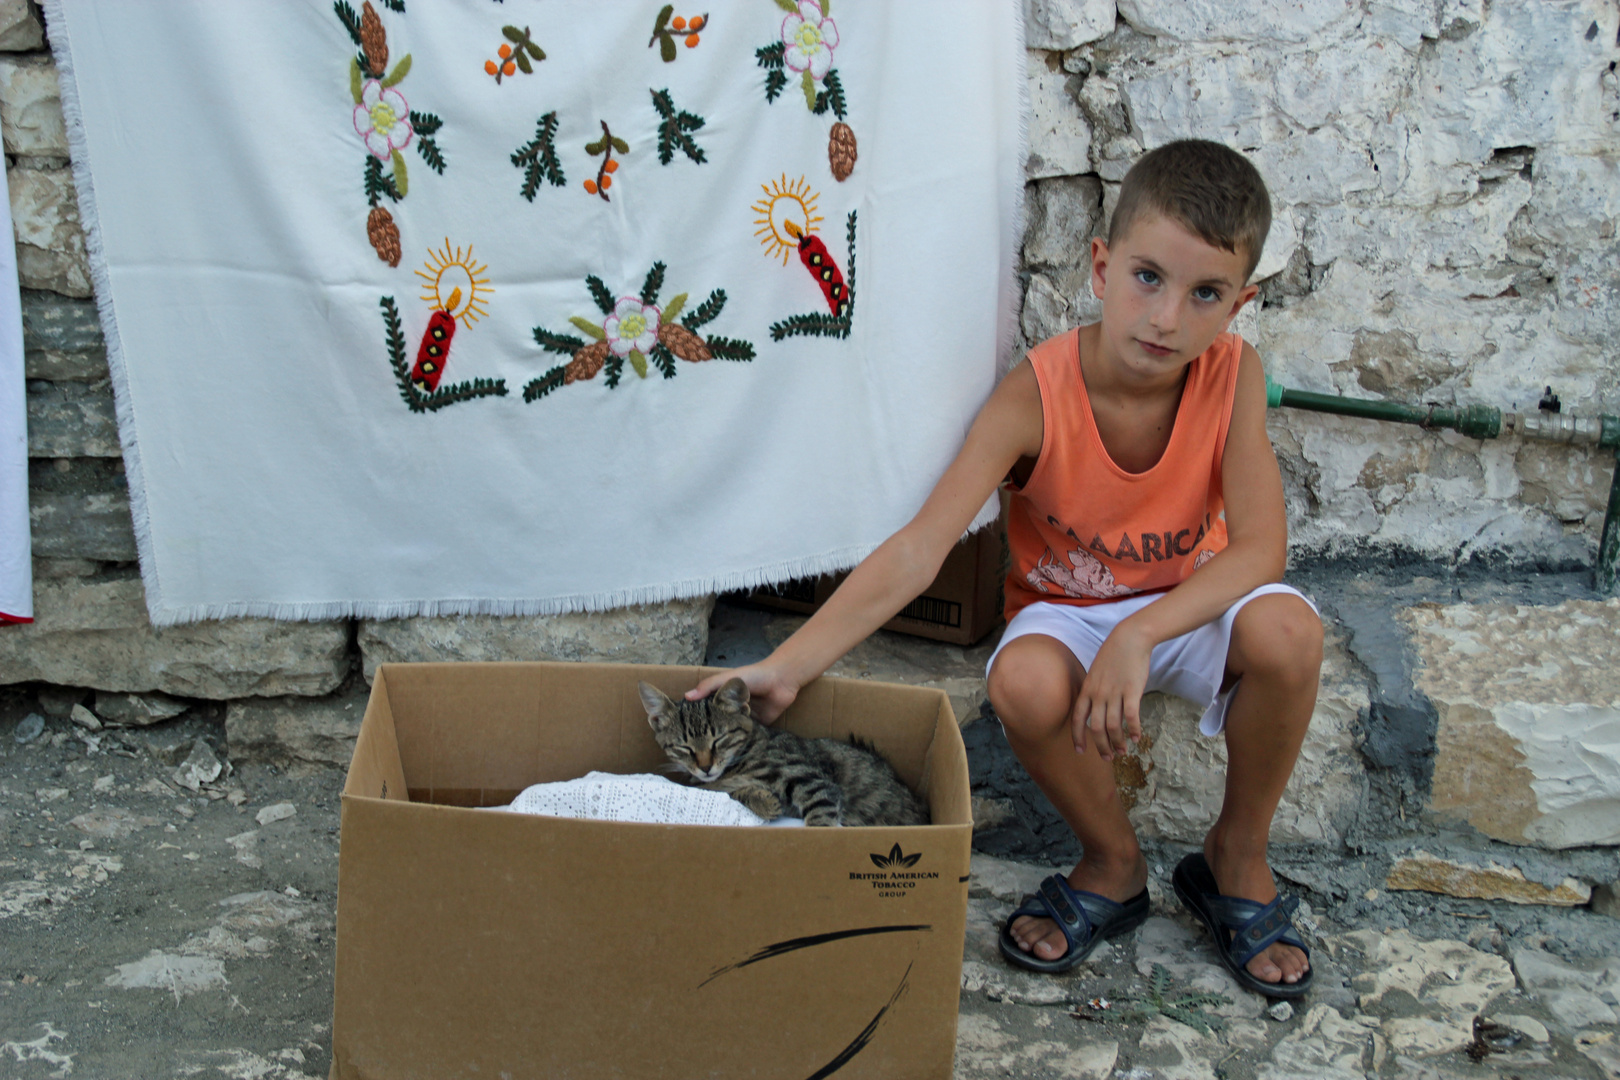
{"left": 1022, "top": 174, "right": 1102, "bottom": 269}
{"left": 359, "top": 596, "right": 715, "bottom": 680}
{"left": 25, "top": 379, "right": 120, "bottom": 457}
{"left": 9, "top": 163, "right": 92, "bottom": 297}
{"left": 1026, "top": 52, "right": 1091, "bottom": 180}
{"left": 29, "top": 489, "right": 137, "bottom": 561}
{"left": 1116, "top": 0, "right": 1355, "bottom": 43}
{"left": 0, "top": 574, "right": 349, "bottom": 698}
{"left": 1024, "top": 0, "right": 1114, "bottom": 50}
{"left": 1385, "top": 850, "right": 1591, "bottom": 906}
{"left": 0, "top": 55, "right": 65, "bottom": 156}
{"left": 227, "top": 685, "right": 369, "bottom": 771}
{"left": 22, "top": 291, "right": 103, "bottom": 351}
{"left": 1120, "top": 628, "right": 1368, "bottom": 845}
{"left": 93, "top": 690, "right": 189, "bottom": 726}
{"left": 1402, "top": 597, "right": 1620, "bottom": 849}
{"left": 0, "top": 0, "right": 44, "bottom": 50}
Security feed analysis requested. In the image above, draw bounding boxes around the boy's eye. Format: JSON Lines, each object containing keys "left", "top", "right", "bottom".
{"left": 1135, "top": 269, "right": 1160, "bottom": 286}
{"left": 1194, "top": 286, "right": 1222, "bottom": 302}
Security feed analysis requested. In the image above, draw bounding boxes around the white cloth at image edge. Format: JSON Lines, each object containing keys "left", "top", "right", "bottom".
{"left": 0, "top": 156, "right": 30, "bottom": 624}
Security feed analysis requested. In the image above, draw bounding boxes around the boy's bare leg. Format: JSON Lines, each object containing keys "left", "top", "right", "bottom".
{"left": 1206, "top": 592, "right": 1322, "bottom": 985}
{"left": 987, "top": 634, "right": 1148, "bottom": 962}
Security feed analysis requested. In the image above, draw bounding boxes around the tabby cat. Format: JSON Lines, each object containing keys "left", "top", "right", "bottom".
{"left": 637, "top": 679, "right": 930, "bottom": 827}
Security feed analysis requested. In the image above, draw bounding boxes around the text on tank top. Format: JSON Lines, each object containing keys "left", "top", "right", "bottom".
{"left": 1004, "top": 327, "right": 1243, "bottom": 620}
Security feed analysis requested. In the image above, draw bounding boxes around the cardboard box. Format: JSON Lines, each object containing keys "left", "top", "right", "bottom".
{"left": 332, "top": 662, "right": 972, "bottom": 1079}
{"left": 742, "top": 524, "right": 1006, "bottom": 646}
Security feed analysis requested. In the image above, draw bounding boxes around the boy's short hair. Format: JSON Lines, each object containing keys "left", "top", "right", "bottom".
{"left": 1108, "top": 140, "right": 1272, "bottom": 282}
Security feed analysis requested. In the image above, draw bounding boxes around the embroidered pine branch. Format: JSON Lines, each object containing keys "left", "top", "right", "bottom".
{"left": 640, "top": 262, "right": 666, "bottom": 305}
{"left": 409, "top": 110, "right": 442, "bottom": 136}
{"left": 768, "top": 312, "right": 850, "bottom": 341}
{"left": 380, "top": 0, "right": 404, "bottom": 11}
{"left": 418, "top": 377, "right": 508, "bottom": 412}
{"left": 755, "top": 42, "right": 788, "bottom": 102}
{"left": 651, "top": 88, "right": 706, "bottom": 165}
{"left": 364, "top": 155, "right": 402, "bottom": 207}
{"left": 380, "top": 296, "right": 415, "bottom": 408}
{"left": 704, "top": 336, "right": 756, "bottom": 361}
{"left": 681, "top": 288, "right": 726, "bottom": 330}
{"left": 650, "top": 342, "right": 678, "bottom": 378}
{"left": 512, "top": 112, "right": 565, "bottom": 201}
{"left": 812, "top": 69, "right": 847, "bottom": 120}
{"left": 604, "top": 352, "right": 625, "bottom": 389}
{"left": 585, "top": 275, "right": 615, "bottom": 316}
{"left": 334, "top": 0, "right": 364, "bottom": 47}
{"left": 523, "top": 367, "right": 567, "bottom": 403}
{"left": 533, "top": 326, "right": 586, "bottom": 356}
{"left": 844, "top": 209, "right": 857, "bottom": 300}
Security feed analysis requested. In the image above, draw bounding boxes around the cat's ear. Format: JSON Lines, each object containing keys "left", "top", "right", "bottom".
{"left": 638, "top": 681, "right": 676, "bottom": 722}
{"left": 717, "top": 678, "right": 751, "bottom": 714}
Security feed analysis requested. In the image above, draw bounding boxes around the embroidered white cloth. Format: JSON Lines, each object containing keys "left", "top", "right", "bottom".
{"left": 0, "top": 157, "right": 29, "bottom": 626}
{"left": 46, "top": 0, "right": 1023, "bottom": 624}
{"left": 502, "top": 770, "right": 803, "bottom": 827}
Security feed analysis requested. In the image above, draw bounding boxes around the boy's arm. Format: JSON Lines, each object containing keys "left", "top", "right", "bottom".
{"left": 1075, "top": 342, "right": 1288, "bottom": 759}
{"left": 689, "top": 361, "right": 1045, "bottom": 721}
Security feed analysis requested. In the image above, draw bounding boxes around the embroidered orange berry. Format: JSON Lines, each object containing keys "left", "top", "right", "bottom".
{"left": 484, "top": 60, "right": 497, "bottom": 75}
{"left": 685, "top": 33, "right": 700, "bottom": 47}
{"left": 604, "top": 159, "right": 619, "bottom": 173}
{"left": 672, "top": 15, "right": 686, "bottom": 29}
{"left": 502, "top": 60, "right": 516, "bottom": 75}
{"left": 690, "top": 15, "right": 704, "bottom": 29}
{"left": 498, "top": 43, "right": 512, "bottom": 59}
{"left": 584, "top": 179, "right": 598, "bottom": 194}
{"left": 600, "top": 175, "right": 612, "bottom": 190}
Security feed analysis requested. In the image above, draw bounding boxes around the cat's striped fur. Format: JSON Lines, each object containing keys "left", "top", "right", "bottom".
{"left": 638, "top": 679, "right": 930, "bottom": 827}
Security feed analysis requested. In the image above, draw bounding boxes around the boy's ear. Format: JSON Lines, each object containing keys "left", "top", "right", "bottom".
{"left": 1222, "top": 282, "right": 1261, "bottom": 330}
{"left": 1089, "top": 236, "right": 1110, "bottom": 300}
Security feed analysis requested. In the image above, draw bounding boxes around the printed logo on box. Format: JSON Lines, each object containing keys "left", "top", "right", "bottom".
{"left": 851, "top": 843, "right": 939, "bottom": 898}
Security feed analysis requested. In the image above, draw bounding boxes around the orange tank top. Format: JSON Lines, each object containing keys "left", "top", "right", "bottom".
{"left": 1004, "top": 327, "right": 1243, "bottom": 620}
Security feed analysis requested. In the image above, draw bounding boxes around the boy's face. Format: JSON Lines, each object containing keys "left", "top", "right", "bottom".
{"left": 1089, "top": 214, "right": 1259, "bottom": 379}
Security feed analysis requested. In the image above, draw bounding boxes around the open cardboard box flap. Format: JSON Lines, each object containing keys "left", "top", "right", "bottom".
{"left": 333, "top": 663, "right": 972, "bottom": 1080}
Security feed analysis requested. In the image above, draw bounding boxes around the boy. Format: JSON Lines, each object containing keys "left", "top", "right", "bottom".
{"left": 691, "top": 140, "right": 1320, "bottom": 997}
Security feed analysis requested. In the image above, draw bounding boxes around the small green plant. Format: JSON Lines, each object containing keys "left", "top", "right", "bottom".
{"left": 1116, "top": 964, "right": 1230, "bottom": 1035}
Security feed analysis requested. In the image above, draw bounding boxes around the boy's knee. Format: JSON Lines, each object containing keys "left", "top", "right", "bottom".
{"left": 987, "top": 641, "right": 1076, "bottom": 736}
{"left": 1234, "top": 597, "right": 1322, "bottom": 687}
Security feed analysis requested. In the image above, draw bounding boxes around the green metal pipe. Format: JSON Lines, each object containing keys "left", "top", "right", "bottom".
{"left": 1263, "top": 376, "right": 1620, "bottom": 594}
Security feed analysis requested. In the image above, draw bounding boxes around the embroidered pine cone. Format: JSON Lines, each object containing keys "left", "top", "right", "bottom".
{"left": 360, "top": 1, "right": 389, "bottom": 77}
{"left": 367, "top": 206, "right": 401, "bottom": 267}
{"left": 564, "top": 341, "right": 610, "bottom": 384}
{"left": 828, "top": 122, "right": 857, "bottom": 182}
{"left": 657, "top": 322, "right": 712, "bottom": 362}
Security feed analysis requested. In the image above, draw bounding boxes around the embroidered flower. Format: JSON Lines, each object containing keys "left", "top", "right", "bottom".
{"left": 602, "top": 297, "right": 662, "bottom": 358}
{"left": 781, "top": 1, "right": 838, "bottom": 81}
{"left": 354, "top": 79, "right": 414, "bottom": 162}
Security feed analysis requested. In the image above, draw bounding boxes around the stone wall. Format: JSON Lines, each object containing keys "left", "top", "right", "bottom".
{"left": 1024, "top": 0, "right": 1620, "bottom": 564}
{"left": 0, "top": 0, "right": 712, "bottom": 743}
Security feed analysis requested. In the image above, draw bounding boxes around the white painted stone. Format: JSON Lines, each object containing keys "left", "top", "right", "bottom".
{"left": 1402, "top": 598, "right": 1620, "bottom": 849}
{"left": 1137, "top": 1014, "right": 1217, "bottom": 1080}
{"left": 1116, "top": 0, "right": 1356, "bottom": 43}
{"left": 1025, "top": 0, "right": 1115, "bottom": 50}
{"left": 359, "top": 596, "right": 714, "bottom": 679}
{"left": 1512, "top": 947, "right": 1620, "bottom": 1007}
{"left": 968, "top": 853, "right": 1051, "bottom": 904}
{"left": 1542, "top": 989, "right": 1618, "bottom": 1030}
{"left": 1026, "top": 52, "right": 1091, "bottom": 180}
{"left": 0, "top": 55, "right": 64, "bottom": 157}
{"left": 1489, "top": 1013, "right": 1549, "bottom": 1043}
{"left": 1258, "top": 1003, "right": 1369, "bottom": 1080}
{"left": 105, "top": 951, "right": 227, "bottom": 998}
{"left": 8, "top": 162, "right": 91, "bottom": 297}
{"left": 255, "top": 801, "right": 296, "bottom": 826}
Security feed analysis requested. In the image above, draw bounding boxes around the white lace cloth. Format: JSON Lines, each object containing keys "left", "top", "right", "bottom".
{"left": 501, "top": 772, "right": 803, "bottom": 827}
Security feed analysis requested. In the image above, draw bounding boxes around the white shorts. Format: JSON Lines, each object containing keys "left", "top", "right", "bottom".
{"left": 985, "top": 584, "right": 1318, "bottom": 736}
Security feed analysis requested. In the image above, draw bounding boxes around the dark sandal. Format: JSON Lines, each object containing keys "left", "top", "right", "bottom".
{"left": 998, "top": 873, "right": 1150, "bottom": 974}
{"left": 1172, "top": 852, "right": 1314, "bottom": 1000}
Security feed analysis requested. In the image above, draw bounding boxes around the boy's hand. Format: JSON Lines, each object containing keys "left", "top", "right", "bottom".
{"left": 1071, "top": 624, "right": 1151, "bottom": 761}
{"left": 686, "top": 664, "right": 799, "bottom": 724}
